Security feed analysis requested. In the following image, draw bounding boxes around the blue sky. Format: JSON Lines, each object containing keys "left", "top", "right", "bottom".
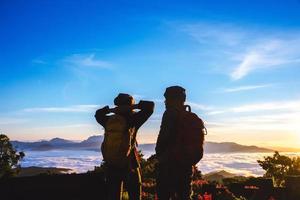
{"left": 1, "top": 0, "right": 300, "bottom": 147}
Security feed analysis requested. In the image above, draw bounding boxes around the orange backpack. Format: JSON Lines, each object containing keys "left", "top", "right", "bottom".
{"left": 101, "top": 114, "right": 133, "bottom": 167}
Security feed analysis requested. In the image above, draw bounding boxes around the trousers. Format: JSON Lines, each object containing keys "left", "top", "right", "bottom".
{"left": 156, "top": 163, "right": 192, "bottom": 200}
{"left": 105, "top": 166, "right": 142, "bottom": 200}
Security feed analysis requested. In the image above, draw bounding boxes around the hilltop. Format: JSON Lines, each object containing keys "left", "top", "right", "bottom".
{"left": 16, "top": 167, "right": 72, "bottom": 177}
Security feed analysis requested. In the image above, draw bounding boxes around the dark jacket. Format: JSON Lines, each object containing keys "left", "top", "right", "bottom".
{"left": 155, "top": 108, "right": 179, "bottom": 163}
{"left": 95, "top": 100, "right": 154, "bottom": 168}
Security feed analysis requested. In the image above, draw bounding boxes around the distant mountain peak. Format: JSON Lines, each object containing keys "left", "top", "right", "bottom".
{"left": 50, "top": 138, "right": 74, "bottom": 144}
{"left": 203, "top": 170, "right": 237, "bottom": 183}
{"left": 81, "top": 135, "right": 103, "bottom": 143}
{"left": 87, "top": 135, "right": 103, "bottom": 140}
{"left": 204, "top": 170, "right": 236, "bottom": 177}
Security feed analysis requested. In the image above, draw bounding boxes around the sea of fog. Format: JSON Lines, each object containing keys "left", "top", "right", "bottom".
{"left": 20, "top": 150, "right": 300, "bottom": 176}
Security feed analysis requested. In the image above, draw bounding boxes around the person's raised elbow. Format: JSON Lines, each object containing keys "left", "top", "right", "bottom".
{"left": 94, "top": 106, "right": 109, "bottom": 122}
{"left": 138, "top": 100, "right": 155, "bottom": 113}
{"left": 148, "top": 101, "right": 155, "bottom": 114}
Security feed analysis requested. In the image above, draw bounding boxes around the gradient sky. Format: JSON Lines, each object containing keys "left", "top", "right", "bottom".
{"left": 1, "top": 0, "right": 300, "bottom": 148}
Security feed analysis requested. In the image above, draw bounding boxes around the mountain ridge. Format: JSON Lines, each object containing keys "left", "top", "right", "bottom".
{"left": 12, "top": 135, "right": 276, "bottom": 153}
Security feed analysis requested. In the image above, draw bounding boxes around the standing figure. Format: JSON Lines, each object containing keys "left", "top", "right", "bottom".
{"left": 95, "top": 93, "right": 154, "bottom": 200}
{"left": 156, "top": 86, "right": 206, "bottom": 200}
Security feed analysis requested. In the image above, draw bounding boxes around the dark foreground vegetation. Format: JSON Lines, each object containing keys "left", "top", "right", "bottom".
{"left": 1, "top": 166, "right": 300, "bottom": 200}
{"left": 1, "top": 155, "right": 300, "bottom": 200}
{"left": 0, "top": 173, "right": 105, "bottom": 200}
{"left": 138, "top": 154, "right": 300, "bottom": 200}
{"left": 2, "top": 134, "right": 300, "bottom": 200}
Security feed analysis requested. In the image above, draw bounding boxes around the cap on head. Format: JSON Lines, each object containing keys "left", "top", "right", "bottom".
{"left": 164, "top": 86, "right": 186, "bottom": 102}
{"left": 114, "top": 93, "right": 135, "bottom": 106}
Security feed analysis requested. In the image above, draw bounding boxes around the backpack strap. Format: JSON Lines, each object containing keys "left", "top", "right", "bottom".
{"left": 184, "top": 105, "right": 191, "bottom": 112}
{"left": 184, "top": 104, "right": 208, "bottom": 135}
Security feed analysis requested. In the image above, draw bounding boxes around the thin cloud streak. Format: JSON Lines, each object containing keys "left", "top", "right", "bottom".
{"left": 182, "top": 22, "right": 300, "bottom": 80}
{"left": 64, "top": 53, "right": 113, "bottom": 69}
{"left": 207, "top": 112, "right": 300, "bottom": 138}
{"left": 187, "top": 102, "right": 214, "bottom": 111}
{"left": 207, "top": 99, "right": 300, "bottom": 115}
{"left": 231, "top": 100, "right": 300, "bottom": 113}
{"left": 32, "top": 59, "right": 47, "bottom": 65}
{"left": 183, "top": 22, "right": 245, "bottom": 46}
{"left": 0, "top": 117, "right": 29, "bottom": 125}
{"left": 23, "top": 105, "right": 100, "bottom": 113}
{"left": 231, "top": 39, "right": 300, "bottom": 80}
{"left": 222, "top": 84, "right": 273, "bottom": 93}
{"left": 30, "top": 123, "right": 97, "bottom": 130}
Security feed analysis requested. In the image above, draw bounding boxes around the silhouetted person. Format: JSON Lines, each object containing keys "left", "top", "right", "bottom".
{"left": 95, "top": 93, "right": 154, "bottom": 200}
{"left": 156, "top": 86, "right": 206, "bottom": 200}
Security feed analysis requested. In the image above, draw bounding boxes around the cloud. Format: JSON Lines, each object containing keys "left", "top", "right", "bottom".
{"left": 221, "top": 84, "right": 273, "bottom": 93}
{"left": 206, "top": 114, "right": 300, "bottom": 148}
{"left": 233, "top": 113, "right": 300, "bottom": 130}
{"left": 30, "top": 123, "right": 96, "bottom": 130}
{"left": 187, "top": 102, "right": 214, "bottom": 111}
{"left": 64, "top": 54, "right": 112, "bottom": 69}
{"left": 183, "top": 22, "right": 245, "bottom": 46}
{"left": 231, "top": 52, "right": 262, "bottom": 80}
{"left": 21, "top": 150, "right": 102, "bottom": 173}
{"left": 199, "top": 152, "right": 267, "bottom": 176}
{"left": 32, "top": 59, "right": 47, "bottom": 65}
{"left": 204, "top": 99, "right": 300, "bottom": 146}
{"left": 230, "top": 100, "right": 300, "bottom": 113}
{"left": 207, "top": 99, "right": 300, "bottom": 115}
{"left": 152, "top": 99, "right": 164, "bottom": 103}
{"left": 0, "top": 117, "right": 29, "bottom": 125}
{"left": 132, "top": 94, "right": 144, "bottom": 101}
{"left": 20, "top": 147, "right": 280, "bottom": 176}
{"left": 182, "top": 22, "right": 300, "bottom": 80}
{"left": 231, "top": 39, "right": 300, "bottom": 80}
{"left": 209, "top": 112, "right": 300, "bottom": 127}
{"left": 23, "top": 105, "right": 100, "bottom": 113}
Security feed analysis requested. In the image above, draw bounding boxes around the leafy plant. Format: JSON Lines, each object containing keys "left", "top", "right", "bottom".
{"left": 257, "top": 151, "right": 300, "bottom": 187}
{"left": 0, "top": 134, "right": 25, "bottom": 178}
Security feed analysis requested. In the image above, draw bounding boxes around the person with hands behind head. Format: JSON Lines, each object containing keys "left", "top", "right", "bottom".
{"left": 95, "top": 93, "right": 154, "bottom": 200}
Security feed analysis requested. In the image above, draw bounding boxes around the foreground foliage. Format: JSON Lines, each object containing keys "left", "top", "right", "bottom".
{"left": 0, "top": 134, "right": 25, "bottom": 178}
{"left": 258, "top": 151, "right": 300, "bottom": 187}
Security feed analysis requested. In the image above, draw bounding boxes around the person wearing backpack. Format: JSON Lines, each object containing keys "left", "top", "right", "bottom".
{"left": 155, "top": 86, "right": 206, "bottom": 200}
{"left": 95, "top": 93, "right": 154, "bottom": 200}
